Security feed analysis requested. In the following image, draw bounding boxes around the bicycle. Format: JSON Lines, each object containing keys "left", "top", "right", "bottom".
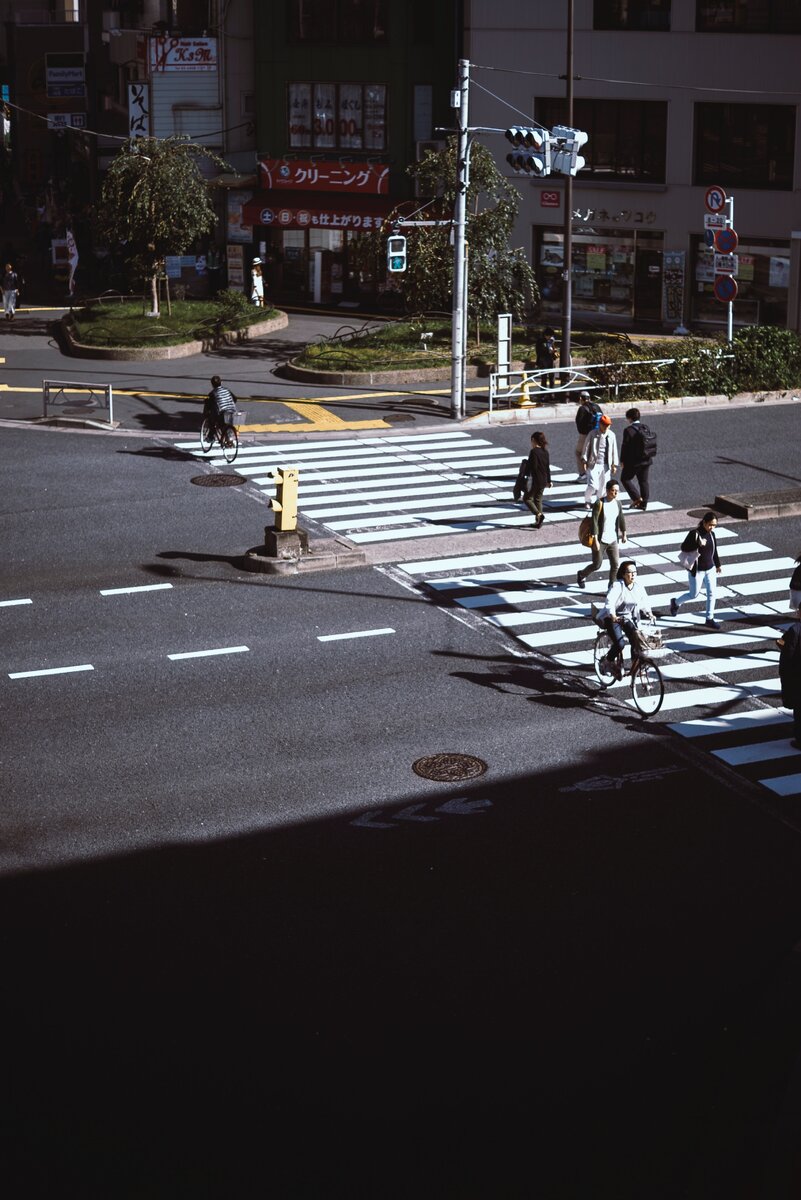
{"left": 199, "top": 409, "right": 245, "bottom": 464}
{"left": 592, "top": 619, "right": 665, "bottom": 718}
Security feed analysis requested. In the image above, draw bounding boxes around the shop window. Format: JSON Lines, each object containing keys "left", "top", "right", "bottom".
{"left": 536, "top": 98, "right": 666, "bottom": 183}
{"left": 694, "top": 103, "right": 795, "bottom": 189}
{"left": 536, "top": 226, "right": 665, "bottom": 322}
{"left": 288, "top": 81, "right": 386, "bottom": 151}
{"left": 696, "top": 1, "right": 801, "bottom": 33}
{"left": 594, "top": 1, "right": 670, "bottom": 30}
{"left": 691, "top": 234, "right": 789, "bottom": 326}
{"left": 290, "top": 0, "right": 388, "bottom": 42}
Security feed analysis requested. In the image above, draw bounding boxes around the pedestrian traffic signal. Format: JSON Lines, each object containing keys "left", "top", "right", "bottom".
{"left": 550, "top": 125, "right": 589, "bottom": 176}
{"left": 387, "top": 234, "right": 407, "bottom": 273}
{"left": 269, "top": 467, "right": 299, "bottom": 531}
{"left": 505, "top": 126, "right": 551, "bottom": 176}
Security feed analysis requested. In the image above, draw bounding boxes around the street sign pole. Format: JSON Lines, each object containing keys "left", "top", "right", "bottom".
{"left": 450, "top": 58, "right": 470, "bottom": 421}
{"left": 726, "top": 195, "right": 735, "bottom": 344}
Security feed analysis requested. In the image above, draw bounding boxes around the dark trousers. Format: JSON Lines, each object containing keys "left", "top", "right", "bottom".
{"left": 793, "top": 703, "right": 801, "bottom": 744}
{"left": 523, "top": 489, "right": 544, "bottom": 518}
{"left": 622, "top": 464, "right": 651, "bottom": 507}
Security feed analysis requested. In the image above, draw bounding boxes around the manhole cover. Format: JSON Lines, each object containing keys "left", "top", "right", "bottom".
{"left": 191, "top": 474, "right": 245, "bottom": 487}
{"left": 412, "top": 753, "right": 488, "bottom": 782}
{"left": 383, "top": 412, "right": 415, "bottom": 423}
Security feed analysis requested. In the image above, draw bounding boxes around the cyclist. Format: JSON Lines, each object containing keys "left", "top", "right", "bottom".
{"left": 596, "top": 560, "right": 655, "bottom": 680}
{"left": 205, "top": 375, "right": 237, "bottom": 445}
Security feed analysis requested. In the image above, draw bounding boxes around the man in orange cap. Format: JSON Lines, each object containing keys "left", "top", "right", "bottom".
{"left": 580, "top": 413, "right": 619, "bottom": 509}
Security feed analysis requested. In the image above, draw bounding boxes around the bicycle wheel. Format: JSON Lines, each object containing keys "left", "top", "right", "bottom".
{"left": 631, "top": 658, "right": 665, "bottom": 718}
{"left": 222, "top": 424, "right": 239, "bottom": 464}
{"left": 199, "top": 418, "right": 214, "bottom": 454}
{"left": 593, "top": 630, "right": 616, "bottom": 687}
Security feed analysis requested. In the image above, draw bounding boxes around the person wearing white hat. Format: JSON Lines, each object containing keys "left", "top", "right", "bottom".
{"left": 250, "top": 257, "right": 264, "bottom": 306}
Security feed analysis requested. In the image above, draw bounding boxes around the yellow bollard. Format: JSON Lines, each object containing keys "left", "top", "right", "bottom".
{"left": 269, "top": 467, "right": 299, "bottom": 531}
{"left": 515, "top": 376, "right": 535, "bottom": 407}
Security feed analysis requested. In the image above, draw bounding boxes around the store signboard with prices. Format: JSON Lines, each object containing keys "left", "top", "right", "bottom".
{"left": 714, "top": 253, "right": 738, "bottom": 275}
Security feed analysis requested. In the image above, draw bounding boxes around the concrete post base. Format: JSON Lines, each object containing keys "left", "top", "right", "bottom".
{"left": 263, "top": 526, "right": 309, "bottom": 559}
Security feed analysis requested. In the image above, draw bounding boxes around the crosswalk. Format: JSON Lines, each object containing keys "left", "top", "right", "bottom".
{"left": 394, "top": 527, "right": 801, "bottom": 801}
{"left": 176, "top": 430, "right": 671, "bottom": 545}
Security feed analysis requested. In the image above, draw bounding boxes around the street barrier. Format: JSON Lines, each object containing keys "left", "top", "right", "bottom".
{"left": 43, "top": 379, "right": 114, "bottom": 425}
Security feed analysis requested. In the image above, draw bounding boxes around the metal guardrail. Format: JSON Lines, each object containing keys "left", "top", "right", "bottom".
{"left": 43, "top": 379, "right": 114, "bottom": 424}
{"left": 488, "top": 354, "right": 732, "bottom": 411}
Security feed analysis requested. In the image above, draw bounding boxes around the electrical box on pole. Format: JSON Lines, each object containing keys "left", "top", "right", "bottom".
{"left": 505, "top": 126, "right": 551, "bottom": 176}
{"left": 387, "top": 234, "right": 407, "bottom": 273}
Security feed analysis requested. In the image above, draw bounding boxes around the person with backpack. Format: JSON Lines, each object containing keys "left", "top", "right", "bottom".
{"left": 574, "top": 391, "right": 602, "bottom": 480}
{"left": 576, "top": 478, "right": 627, "bottom": 590}
{"left": 620, "top": 407, "right": 657, "bottom": 511}
{"left": 2, "top": 262, "right": 19, "bottom": 321}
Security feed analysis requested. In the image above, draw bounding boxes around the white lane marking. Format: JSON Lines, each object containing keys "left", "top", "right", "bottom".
{"left": 760, "top": 772, "right": 801, "bottom": 797}
{"left": 100, "top": 583, "right": 174, "bottom": 596}
{"left": 168, "top": 645, "right": 250, "bottom": 661}
{"left": 317, "top": 627, "right": 395, "bottom": 642}
{"left": 9, "top": 664, "right": 94, "bottom": 679}
{"left": 0, "top": 598, "right": 33, "bottom": 607}
{"left": 713, "top": 738, "right": 800, "bottom": 766}
{"left": 669, "top": 707, "right": 790, "bottom": 738}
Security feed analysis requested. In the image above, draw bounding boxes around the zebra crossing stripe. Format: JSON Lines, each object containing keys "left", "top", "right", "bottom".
{"left": 761, "top": 772, "right": 801, "bottom": 797}
{"left": 712, "top": 738, "right": 799, "bottom": 766}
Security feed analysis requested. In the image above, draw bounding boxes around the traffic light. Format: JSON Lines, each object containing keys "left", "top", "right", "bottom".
{"left": 269, "top": 467, "right": 299, "bottom": 532}
{"left": 550, "top": 125, "right": 589, "bottom": 176}
{"left": 505, "top": 125, "right": 551, "bottom": 177}
{"left": 387, "top": 234, "right": 407, "bottom": 273}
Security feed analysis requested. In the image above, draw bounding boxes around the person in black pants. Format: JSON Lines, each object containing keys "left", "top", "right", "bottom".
{"left": 620, "top": 407, "right": 651, "bottom": 510}
{"left": 777, "top": 603, "right": 801, "bottom": 749}
{"left": 514, "top": 430, "right": 552, "bottom": 528}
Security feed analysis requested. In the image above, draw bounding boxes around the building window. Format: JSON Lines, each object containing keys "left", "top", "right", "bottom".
{"left": 288, "top": 82, "right": 386, "bottom": 150}
{"left": 694, "top": 103, "right": 795, "bottom": 189}
{"left": 696, "top": 1, "right": 801, "bottom": 33}
{"left": 536, "top": 98, "right": 666, "bottom": 183}
{"left": 290, "top": 0, "right": 388, "bottom": 42}
{"left": 691, "top": 234, "right": 789, "bottom": 326}
{"left": 594, "top": 1, "right": 670, "bottom": 30}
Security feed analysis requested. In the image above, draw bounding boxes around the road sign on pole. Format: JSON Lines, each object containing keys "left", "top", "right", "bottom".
{"left": 715, "top": 227, "right": 738, "bottom": 254}
{"left": 714, "top": 275, "right": 738, "bottom": 303}
{"left": 705, "top": 185, "right": 727, "bottom": 214}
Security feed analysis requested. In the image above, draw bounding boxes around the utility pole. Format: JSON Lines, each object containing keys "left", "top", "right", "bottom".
{"left": 560, "top": 0, "right": 575, "bottom": 375}
{"left": 450, "top": 58, "right": 470, "bottom": 420}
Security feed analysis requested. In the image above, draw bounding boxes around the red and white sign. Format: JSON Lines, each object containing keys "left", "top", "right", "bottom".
{"left": 704, "top": 185, "right": 727, "bottom": 214}
{"left": 259, "top": 158, "right": 389, "bottom": 194}
{"left": 714, "top": 253, "right": 738, "bottom": 275}
{"left": 714, "top": 275, "right": 738, "bottom": 303}
{"left": 540, "top": 190, "right": 560, "bottom": 208}
{"left": 703, "top": 213, "right": 726, "bottom": 230}
{"left": 715, "top": 227, "right": 738, "bottom": 254}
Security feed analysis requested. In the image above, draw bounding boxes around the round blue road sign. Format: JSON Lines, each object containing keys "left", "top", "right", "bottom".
{"left": 715, "top": 227, "right": 738, "bottom": 254}
{"left": 714, "top": 275, "right": 738, "bottom": 303}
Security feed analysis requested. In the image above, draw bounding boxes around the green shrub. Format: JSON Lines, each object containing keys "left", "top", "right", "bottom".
{"left": 212, "top": 289, "right": 254, "bottom": 327}
{"left": 664, "top": 336, "right": 734, "bottom": 398}
{"left": 730, "top": 325, "right": 801, "bottom": 391}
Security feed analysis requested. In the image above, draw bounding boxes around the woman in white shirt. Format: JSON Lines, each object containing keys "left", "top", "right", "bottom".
{"left": 596, "top": 561, "right": 655, "bottom": 677}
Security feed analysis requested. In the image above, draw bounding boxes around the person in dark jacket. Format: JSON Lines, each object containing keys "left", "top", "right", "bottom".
{"left": 620, "top": 407, "right": 652, "bottom": 510}
{"left": 513, "top": 430, "right": 552, "bottom": 528}
{"left": 574, "top": 390, "right": 602, "bottom": 480}
{"left": 535, "top": 326, "right": 556, "bottom": 388}
{"left": 788, "top": 554, "right": 801, "bottom": 611}
{"left": 777, "top": 603, "right": 801, "bottom": 749}
{"left": 669, "top": 512, "right": 723, "bottom": 629}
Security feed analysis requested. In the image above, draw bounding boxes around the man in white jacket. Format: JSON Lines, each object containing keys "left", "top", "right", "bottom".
{"left": 581, "top": 414, "right": 619, "bottom": 508}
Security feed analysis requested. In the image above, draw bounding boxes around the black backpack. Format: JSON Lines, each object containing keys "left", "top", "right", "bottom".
{"left": 638, "top": 423, "right": 658, "bottom": 459}
{"left": 576, "top": 401, "right": 602, "bottom": 435}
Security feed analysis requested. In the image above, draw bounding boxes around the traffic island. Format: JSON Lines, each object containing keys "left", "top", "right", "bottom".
{"left": 715, "top": 488, "right": 801, "bottom": 520}
{"left": 243, "top": 527, "right": 366, "bottom": 575}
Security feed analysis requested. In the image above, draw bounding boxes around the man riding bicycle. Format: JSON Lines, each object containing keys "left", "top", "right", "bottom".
{"left": 596, "top": 560, "right": 655, "bottom": 680}
{"left": 204, "top": 375, "right": 237, "bottom": 445}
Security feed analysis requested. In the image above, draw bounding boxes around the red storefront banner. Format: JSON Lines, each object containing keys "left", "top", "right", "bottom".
{"left": 242, "top": 190, "right": 395, "bottom": 231}
{"left": 258, "top": 158, "right": 389, "bottom": 194}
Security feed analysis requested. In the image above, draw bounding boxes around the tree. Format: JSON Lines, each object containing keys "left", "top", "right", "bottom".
{"left": 359, "top": 137, "right": 538, "bottom": 332}
{"left": 96, "top": 136, "right": 228, "bottom": 315}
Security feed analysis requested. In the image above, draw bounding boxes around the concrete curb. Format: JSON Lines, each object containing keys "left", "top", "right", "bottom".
{"left": 60, "top": 310, "right": 289, "bottom": 361}
{"left": 281, "top": 360, "right": 484, "bottom": 387}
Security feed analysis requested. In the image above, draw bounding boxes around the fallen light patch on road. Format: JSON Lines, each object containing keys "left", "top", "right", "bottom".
{"left": 167, "top": 645, "right": 250, "bottom": 661}
{"left": 9, "top": 664, "right": 94, "bottom": 679}
{"left": 317, "top": 627, "right": 395, "bottom": 642}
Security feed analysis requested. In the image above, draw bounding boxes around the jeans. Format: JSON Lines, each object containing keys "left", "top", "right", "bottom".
{"left": 675, "top": 567, "right": 717, "bottom": 619}
{"left": 605, "top": 615, "right": 641, "bottom": 661}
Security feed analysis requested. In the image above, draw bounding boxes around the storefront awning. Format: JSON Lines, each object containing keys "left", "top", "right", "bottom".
{"left": 242, "top": 189, "right": 396, "bottom": 231}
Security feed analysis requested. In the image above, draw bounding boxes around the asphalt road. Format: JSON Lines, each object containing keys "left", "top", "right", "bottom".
{"left": 3, "top": 406, "right": 801, "bottom": 1193}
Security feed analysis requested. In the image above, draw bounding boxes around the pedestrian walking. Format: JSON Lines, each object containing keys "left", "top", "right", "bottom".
{"left": 574, "top": 390, "right": 602, "bottom": 480}
{"left": 250, "top": 257, "right": 264, "bottom": 307}
{"left": 513, "top": 430, "right": 552, "bottom": 528}
{"left": 788, "top": 554, "right": 801, "bottom": 611}
{"left": 535, "top": 326, "right": 556, "bottom": 388}
{"left": 576, "top": 478, "right": 627, "bottom": 590}
{"left": 669, "top": 512, "right": 723, "bottom": 629}
{"left": 581, "top": 414, "right": 619, "bottom": 507}
{"left": 620, "top": 407, "right": 657, "bottom": 510}
{"left": 2, "top": 262, "right": 19, "bottom": 320}
{"left": 777, "top": 603, "right": 801, "bottom": 749}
